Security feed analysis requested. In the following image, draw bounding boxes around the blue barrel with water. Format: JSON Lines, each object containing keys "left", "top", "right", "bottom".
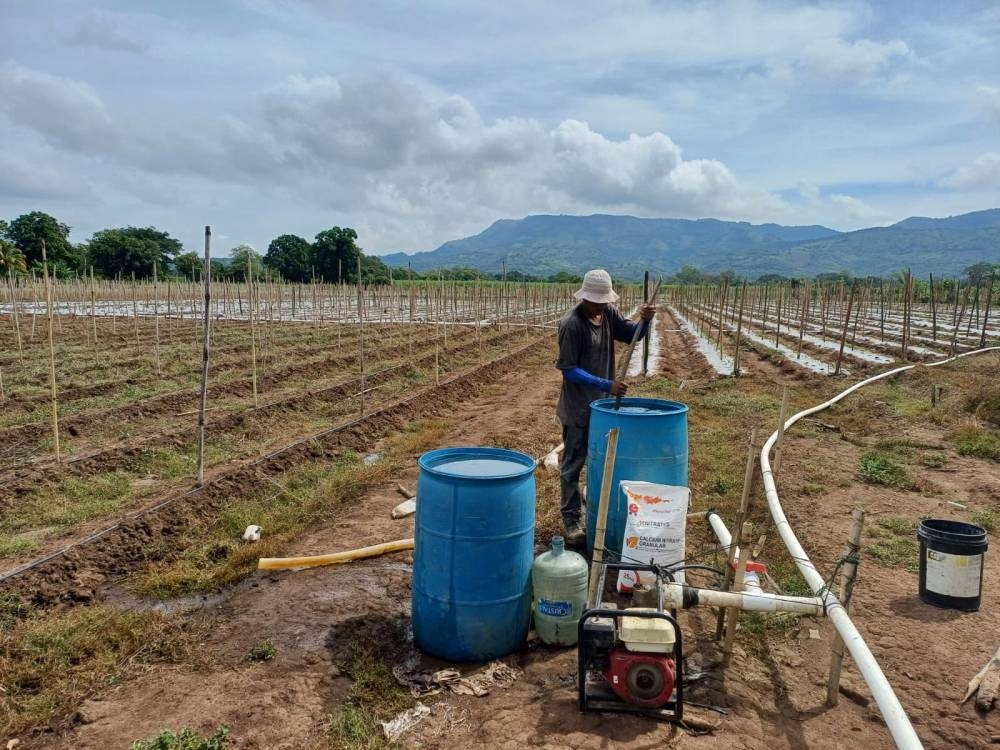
{"left": 586, "top": 398, "right": 689, "bottom": 554}
{"left": 413, "top": 447, "right": 536, "bottom": 662}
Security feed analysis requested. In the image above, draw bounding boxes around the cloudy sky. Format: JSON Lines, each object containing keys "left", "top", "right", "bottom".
{"left": 1, "top": 1, "right": 998, "bottom": 257}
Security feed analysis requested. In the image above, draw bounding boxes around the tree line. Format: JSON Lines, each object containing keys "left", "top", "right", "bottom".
{"left": 0, "top": 210, "right": 393, "bottom": 284}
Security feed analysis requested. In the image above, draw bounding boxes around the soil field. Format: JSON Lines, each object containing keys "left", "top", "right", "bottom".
{"left": 2, "top": 297, "right": 1000, "bottom": 750}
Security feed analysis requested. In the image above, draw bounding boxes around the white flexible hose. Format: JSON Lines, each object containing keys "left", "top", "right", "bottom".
{"left": 761, "top": 346, "right": 1000, "bottom": 749}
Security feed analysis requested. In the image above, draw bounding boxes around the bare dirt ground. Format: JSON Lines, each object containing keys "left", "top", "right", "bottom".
{"left": 6, "top": 315, "right": 1000, "bottom": 749}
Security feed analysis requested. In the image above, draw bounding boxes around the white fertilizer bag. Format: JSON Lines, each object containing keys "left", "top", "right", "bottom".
{"left": 616, "top": 481, "right": 690, "bottom": 593}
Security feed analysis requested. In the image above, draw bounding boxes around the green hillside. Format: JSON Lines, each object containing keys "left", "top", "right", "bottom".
{"left": 382, "top": 209, "right": 1000, "bottom": 279}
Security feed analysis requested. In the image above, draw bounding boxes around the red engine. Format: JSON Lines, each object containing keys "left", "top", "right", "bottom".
{"left": 603, "top": 646, "right": 676, "bottom": 708}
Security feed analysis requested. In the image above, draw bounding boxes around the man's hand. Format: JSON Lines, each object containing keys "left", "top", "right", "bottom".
{"left": 609, "top": 380, "right": 628, "bottom": 397}
{"left": 638, "top": 304, "right": 656, "bottom": 321}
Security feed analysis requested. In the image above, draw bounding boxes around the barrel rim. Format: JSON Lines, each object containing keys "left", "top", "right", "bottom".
{"left": 418, "top": 446, "right": 537, "bottom": 479}
{"left": 917, "top": 518, "right": 988, "bottom": 542}
{"left": 590, "top": 397, "right": 689, "bottom": 416}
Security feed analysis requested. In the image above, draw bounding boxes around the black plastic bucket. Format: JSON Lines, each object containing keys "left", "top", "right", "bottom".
{"left": 917, "top": 519, "right": 988, "bottom": 611}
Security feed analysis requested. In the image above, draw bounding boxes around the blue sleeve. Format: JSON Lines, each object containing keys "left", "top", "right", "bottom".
{"left": 562, "top": 366, "right": 611, "bottom": 391}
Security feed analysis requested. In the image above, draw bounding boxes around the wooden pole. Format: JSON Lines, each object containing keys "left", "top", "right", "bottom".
{"left": 642, "top": 271, "right": 651, "bottom": 376}
{"left": 950, "top": 285, "right": 970, "bottom": 356}
{"left": 6, "top": 269, "right": 22, "bottom": 361}
{"left": 834, "top": 281, "right": 856, "bottom": 375}
{"left": 716, "top": 429, "right": 757, "bottom": 640}
{"left": 733, "top": 281, "right": 747, "bottom": 377}
{"left": 249, "top": 271, "right": 259, "bottom": 408}
{"left": 929, "top": 273, "right": 938, "bottom": 342}
{"left": 588, "top": 427, "right": 620, "bottom": 608}
{"left": 722, "top": 520, "right": 753, "bottom": 666}
{"left": 152, "top": 262, "right": 161, "bottom": 376}
{"left": 196, "top": 226, "right": 212, "bottom": 487}
{"left": 357, "top": 255, "right": 365, "bottom": 415}
{"left": 980, "top": 272, "right": 995, "bottom": 348}
{"left": 41, "top": 240, "right": 60, "bottom": 462}
{"left": 826, "top": 508, "right": 866, "bottom": 706}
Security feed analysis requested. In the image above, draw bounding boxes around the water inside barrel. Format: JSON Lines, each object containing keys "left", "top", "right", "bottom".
{"left": 435, "top": 458, "right": 528, "bottom": 477}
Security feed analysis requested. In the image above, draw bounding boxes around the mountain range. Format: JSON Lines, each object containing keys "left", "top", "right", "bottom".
{"left": 380, "top": 209, "right": 1000, "bottom": 279}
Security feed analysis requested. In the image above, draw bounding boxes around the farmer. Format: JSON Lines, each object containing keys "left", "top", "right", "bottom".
{"left": 555, "top": 269, "right": 655, "bottom": 545}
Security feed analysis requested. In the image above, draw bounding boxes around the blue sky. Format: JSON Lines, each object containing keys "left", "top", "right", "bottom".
{"left": 1, "top": 0, "right": 998, "bottom": 256}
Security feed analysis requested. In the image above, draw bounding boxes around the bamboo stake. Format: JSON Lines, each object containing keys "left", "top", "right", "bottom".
{"left": 834, "top": 281, "right": 856, "bottom": 375}
{"left": 152, "top": 262, "right": 161, "bottom": 376}
{"left": 826, "top": 508, "right": 866, "bottom": 706}
{"left": 950, "top": 285, "right": 970, "bottom": 356}
{"left": 716, "top": 429, "right": 757, "bottom": 640}
{"left": 722, "top": 520, "right": 753, "bottom": 666}
{"left": 980, "top": 272, "right": 995, "bottom": 348}
{"left": 929, "top": 273, "right": 938, "bottom": 342}
{"left": 41, "top": 240, "right": 60, "bottom": 462}
{"left": 772, "top": 387, "right": 790, "bottom": 477}
{"left": 0, "top": 365, "right": 5, "bottom": 402}
{"left": 733, "top": 281, "right": 746, "bottom": 376}
{"left": 357, "top": 255, "right": 365, "bottom": 415}
{"left": 588, "top": 427, "right": 620, "bottom": 608}
{"left": 196, "top": 226, "right": 212, "bottom": 487}
{"left": 249, "top": 272, "right": 259, "bottom": 408}
{"left": 6, "top": 269, "right": 22, "bottom": 361}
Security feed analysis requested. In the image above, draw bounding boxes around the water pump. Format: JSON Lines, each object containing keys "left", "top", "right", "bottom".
{"left": 577, "top": 562, "right": 683, "bottom": 721}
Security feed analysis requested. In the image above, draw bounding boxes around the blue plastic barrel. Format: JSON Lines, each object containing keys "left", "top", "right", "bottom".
{"left": 586, "top": 398, "right": 689, "bottom": 554}
{"left": 412, "top": 447, "right": 536, "bottom": 662}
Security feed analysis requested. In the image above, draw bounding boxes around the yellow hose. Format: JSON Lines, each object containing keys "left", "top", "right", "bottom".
{"left": 258, "top": 538, "right": 415, "bottom": 570}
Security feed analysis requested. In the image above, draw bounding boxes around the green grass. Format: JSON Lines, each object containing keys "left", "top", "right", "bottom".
{"left": 133, "top": 419, "right": 451, "bottom": 598}
{"left": 0, "top": 605, "right": 198, "bottom": 736}
{"left": 326, "top": 627, "right": 413, "bottom": 750}
{"left": 0, "top": 535, "right": 40, "bottom": 559}
{"left": 130, "top": 726, "right": 231, "bottom": 750}
{"left": 951, "top": 427, "right": 1000, "bottom": 462}
{"left": 920, "top": 453, "right": 947, "bottom": 468}
{"left": 700, "top": 390, "right": 780, "bottom": 418}
{"left": 858, "top": 450, "right": 911, "bottom": 487}
{"left": 247, "top": 639, "right": 277, "bottom": 663}
{"left": 865, "top": 517, "right": 919, "bottom": 572}
{"left": 1, "top": 471, "right": 133, "bottom": 534}
{"left": 972, "top": 509, "right": 998, "bottom": 535}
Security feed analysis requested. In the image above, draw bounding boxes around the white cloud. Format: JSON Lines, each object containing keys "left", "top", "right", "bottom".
{"left": 977, "top": 85, "right": 1000, "bottom": 121}
{"left": 800, "top": 38, "right": 910, "bottom": 82}
{"left": 0, "top": 62, "right": 115, "bottom": 152}
{"left": 827, "top": 194, "right": 891, "bottom": 226}
{"left": 943, "top": 152, "right": 1000, "bottom": 190}
{"left": 64, "top": 11, "right": 148, "bottom": 54}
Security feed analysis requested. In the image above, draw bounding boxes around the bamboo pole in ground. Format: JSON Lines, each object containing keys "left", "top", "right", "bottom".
{"left": 834, "top": 281, "right": 856, "bottom": 375}
{"left": 950, "top": 285, "right": 970, "bottom": 356}
{"left": 772, "top": 388, "right": 790, "bottom": 476}
{"left": 6, "top": 269, "right": 23, "bottom": 361}
{"left": 588, "top": 427, "right": 620, "bottom": 608}
{"left": 152, "top": 262, "right": 161, "bottom": 376}
{"left": 980, "top": 272, "right": 995, "bottom": 348}
{"left": 0, "top": 366, "right": 5, "bottom": 402}
{"left": 929, "top": 273, "right": 938, "bottom": 342}
{"left": 249, "top": 272, "right": 259, "bottom": 408}
{"left": 357, "top": 255, "right": 365, "bottom": 416}
{"left": 796, "top": 280, "right": 809, "bottom": 359}
{"left": 826, "top": 508, "right": 866, "bottom": 707}
{"left": 716, "top": 429, "right": 757, "bottom": 640}
{"left": 196, "top": 226, "right": 212, "bottom": 487}
{"left": 733, "top": 281, "right": 746, "bottom": 377}
{"left": 41, "top": 240, "right": 61, "bottom": 462}
{"left": 722, "top": 520, "right": 753, "bottom": 666}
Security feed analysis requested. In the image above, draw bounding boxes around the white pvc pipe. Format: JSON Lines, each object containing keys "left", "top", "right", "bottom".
{"left": 661, "top": 582, "right": 824, "bottom": 615}
{"left": 761, "top": 345, "right": 1000, "bottom": 750}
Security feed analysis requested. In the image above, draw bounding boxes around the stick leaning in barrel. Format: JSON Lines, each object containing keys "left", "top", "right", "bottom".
{"left": 614, "top": 277, "right": 663, "bottom": 410}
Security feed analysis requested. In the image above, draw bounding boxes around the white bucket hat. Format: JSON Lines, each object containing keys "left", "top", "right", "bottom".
{"left": 573, "top": 269, "right": 619, "bottom": 304}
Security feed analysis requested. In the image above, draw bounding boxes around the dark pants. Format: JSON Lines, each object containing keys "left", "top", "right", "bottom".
{"left": 560, "top": 424, "right": 589, "bottom": 527}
